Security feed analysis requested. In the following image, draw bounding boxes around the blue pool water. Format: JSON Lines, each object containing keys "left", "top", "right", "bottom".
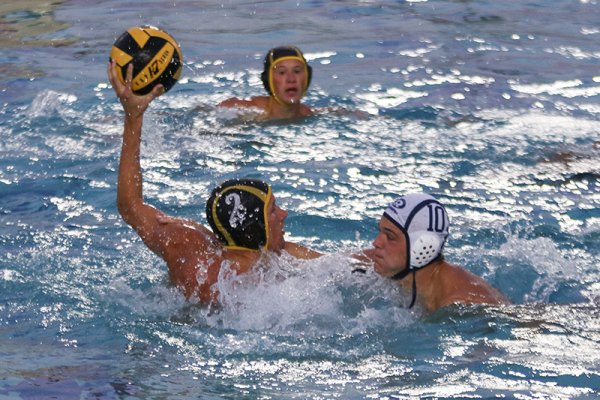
{"left": 1, "top": 0, "right": 600, "bottom": 398}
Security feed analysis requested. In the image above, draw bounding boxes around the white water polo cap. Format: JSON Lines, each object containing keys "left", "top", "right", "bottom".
{"left": 383, "top": 193, "right": 450, "bottom": 270}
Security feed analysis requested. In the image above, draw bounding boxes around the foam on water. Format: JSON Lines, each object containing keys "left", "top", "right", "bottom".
{"left": 205, "top": 252, "right": 417, "bottom": 334}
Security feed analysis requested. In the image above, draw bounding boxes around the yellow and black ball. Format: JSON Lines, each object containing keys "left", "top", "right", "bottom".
{"left": 110, "top": 26, "right": 182, "bottom": 95}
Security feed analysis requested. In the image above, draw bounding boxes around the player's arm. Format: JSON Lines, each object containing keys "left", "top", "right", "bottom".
{"left": 108, "top": 61, "right": 188, "bottom": 256}
{"left": 353, "top": 248, "right": 375, "bottom": 263}
{"left": 284, "top": 242, "right": 323, "bottom": 259}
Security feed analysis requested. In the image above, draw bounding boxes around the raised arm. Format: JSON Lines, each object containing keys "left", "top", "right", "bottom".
{"left": 107, "top": 61, "right": 166, "bottom": 252}
{"left": 108, "top": 61, "right": 213, "bottom": 259}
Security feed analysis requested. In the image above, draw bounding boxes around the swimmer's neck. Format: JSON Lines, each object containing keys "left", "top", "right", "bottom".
{"left": 222, "top": 247, "right": 271, "bottom": 274}
{"left": 396, "top": 258, "right": 445, "bottom": 296}
{"left": 267, "top": 96, "right": 304, "bottom": 119}
{"left": 413, "top": 258, "right": 445, "bottom": 296}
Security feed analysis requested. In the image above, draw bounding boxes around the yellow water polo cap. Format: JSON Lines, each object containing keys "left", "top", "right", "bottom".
{"left": 260, "top": 46, "right": 312, "bottom": 102}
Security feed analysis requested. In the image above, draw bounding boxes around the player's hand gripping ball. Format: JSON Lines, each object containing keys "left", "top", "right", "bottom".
{"left": 110, "top": 26, "right": 182, "bottom": 95}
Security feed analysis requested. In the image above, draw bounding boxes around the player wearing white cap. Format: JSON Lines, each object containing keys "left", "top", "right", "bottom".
{"left": 366, "top": 193, "right": 509, "bottom": 312}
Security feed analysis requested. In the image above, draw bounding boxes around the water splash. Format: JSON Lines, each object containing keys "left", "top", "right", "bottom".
{"left": 204, "top": 252, "right": 416, "bottom": 335}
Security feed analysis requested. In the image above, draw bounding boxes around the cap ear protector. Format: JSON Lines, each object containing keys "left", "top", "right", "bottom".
{"left": 408, "top": 231, "right": 444, "bottom": 268}
{"left": 260, "top": 46, "right": 312, "bottom": 103}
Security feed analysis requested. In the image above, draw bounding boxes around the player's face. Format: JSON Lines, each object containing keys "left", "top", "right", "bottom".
{"left": 272, "top": 59, "right": 307, "bottom": 104}
{"left": 372, "top": 217, "right": 408, "bottom": 277}
{"left": 266, "top": 195, "right": 288, "bottom": 252}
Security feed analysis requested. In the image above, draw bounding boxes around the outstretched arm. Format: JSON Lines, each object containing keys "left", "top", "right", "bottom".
{"left": 284, "top": 242, "right": 323, "bottom": 259}
{"left": 218, "top": 97, "right": 256, "bottom": 108}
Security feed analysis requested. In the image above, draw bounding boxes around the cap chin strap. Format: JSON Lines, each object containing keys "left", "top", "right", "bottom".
{"left": 390, "top": 267, "right": 417, "bottom": 308}
{"left": 390, "top": 231, "right": 443, "bottom": 309}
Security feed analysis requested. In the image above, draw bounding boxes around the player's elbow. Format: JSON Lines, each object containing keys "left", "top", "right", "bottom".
{"left": 116, "top": 195, "right": 138, "bottom": 226}
{"left": 117, "top": 200, "right": 132, "bottom": 225}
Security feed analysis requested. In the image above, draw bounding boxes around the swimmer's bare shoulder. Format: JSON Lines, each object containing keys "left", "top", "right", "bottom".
{"left": 219, "top": 96, "right": 314, "bottom": 118}
{"left": 298, "top": 103, "right": 314, "bottom": 117}
{"left": 153, "top": 213, "right": 222, "bottom": 301}
{"left": 438, "top": 262, "right": 510, "bottom": 309}
{"left": 218, "top": 96, "right": 270, "bottom": 109}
